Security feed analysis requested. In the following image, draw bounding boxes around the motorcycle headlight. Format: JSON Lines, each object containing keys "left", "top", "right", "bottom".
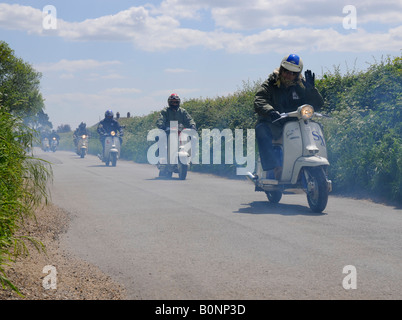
{"left": 111, "top": 131, "right": 116, "bottom": 136}
{"left": 299, "top": 104, "right": 314, "bottom": 120}
{"left": 82, "top": 135, "right": 86, "bottom": 139}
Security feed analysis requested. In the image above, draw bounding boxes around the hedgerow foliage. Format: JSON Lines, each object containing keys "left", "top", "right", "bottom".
{"left": 0, "top": 109, "right": 52, "bottom": 293}
{"left": 1, "top": 41, "right": 52, "bottom": 294}
{"left": 316, "top": 55, "right": 402, "bottom": 203}
{"left": 96, "top": 55, "right": 401, "bottom": 205}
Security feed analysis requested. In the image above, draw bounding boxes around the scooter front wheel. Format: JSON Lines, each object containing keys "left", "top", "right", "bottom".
{"left": 111, "top": 152, "right": 117, "bottom": 167}
{"left": 178, "top": 164, "right": 188, "bottom": 180}
{"left": 305, "top": 167, "right": 329, "bottom": 213}
{"left": 265, "top": 191, "right": 282, "bottom": 203}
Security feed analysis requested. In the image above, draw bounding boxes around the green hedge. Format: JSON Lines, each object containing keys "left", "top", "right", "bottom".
{"left": 317, "top": 56, "right": 402, "bottom": 204}
{"left": 0, "top": 110, "right": 52, "bottom": 293}
{"left": 68, "top": 56, "right": 401, "bottom": 205}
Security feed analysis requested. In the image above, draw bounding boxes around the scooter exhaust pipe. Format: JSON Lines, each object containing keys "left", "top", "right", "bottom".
{"left": 246, "top": 172, "right": 256, "bottom": 184}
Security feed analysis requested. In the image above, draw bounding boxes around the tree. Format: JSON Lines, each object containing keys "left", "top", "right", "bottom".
{"left": 0, "top": 41, "right": 45, "bottom": 120}
{"left": 57, "top": 124, "right": 72, "bottom": 133}
{"left": 37, "top": 109, "right": 53, "bottom": 130}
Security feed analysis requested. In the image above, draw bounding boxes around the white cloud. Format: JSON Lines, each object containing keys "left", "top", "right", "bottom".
{"left": 165, "top": 68, "right": 193, "bottom": 73}
{"left": 85, "top": 73, "right": 126, "bottom": 81}
{"left": 1, "top": 2, "right": 401, "bottom": 54}
{"left": 389, "top": 25, "right": 402, "bottom": 41}
{"left": 172, "top": 0, "right": 402, "bottom": 29}
{"left": 98, "top": 73, "right": 126, "bottom": 80}
{"left": 102, "top": 88, "right": 142, "bottom": 95}
{"left": 0, "top": 4, "right": 42, "bottom": 33}
{"left": 228, "top": 27, "right": 402, "bottom": 54}
{"left": 57, "top": 6, "right": 169, "bottom": 42}
{"left": 59, "top": 73, "right": 75, "bottom": 80}
{"left": 153, "top": 88, "right": 200, "bottom": 97}
{"left": 35, "top": 59, "right": 121, "bottom": 73}
{"left": 151, "top": 0, "right": 204, "bottom": 20}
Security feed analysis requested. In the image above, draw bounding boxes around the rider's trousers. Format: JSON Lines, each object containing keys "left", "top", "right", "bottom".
{"left": 255, "top": 122, "right": 281, "bottom": 171}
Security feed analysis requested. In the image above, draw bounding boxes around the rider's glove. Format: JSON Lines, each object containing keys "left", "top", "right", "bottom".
{"left": 304, "top": 70, "right": 315, "bottom": 89}
{"left": 270, "top": 110, "right": 281, "bottom": 122}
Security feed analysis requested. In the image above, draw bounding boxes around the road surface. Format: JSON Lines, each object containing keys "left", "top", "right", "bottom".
{"left": 38, "top": 149, "right": 402, "bottom": 299}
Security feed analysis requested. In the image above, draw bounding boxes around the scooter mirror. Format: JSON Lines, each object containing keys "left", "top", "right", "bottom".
{"left": 272, "top": 113, "right": 288, "bottom": 123}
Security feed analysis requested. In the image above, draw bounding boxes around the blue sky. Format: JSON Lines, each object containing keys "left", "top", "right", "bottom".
{"left": 0, "top": 0, "right": 401, "bottom": 130}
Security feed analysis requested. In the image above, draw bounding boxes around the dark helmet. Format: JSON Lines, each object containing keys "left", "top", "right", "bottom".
{"left": 79, "top": 122, "right": 86, "bottom": 128}
{"left": 167, "top": 93, "right": 180, "bottom": 109}
{"left": 105, "top": 110, "right": 114, "bottom": 119}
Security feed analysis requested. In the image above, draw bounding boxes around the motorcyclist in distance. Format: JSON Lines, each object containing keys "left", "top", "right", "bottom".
{"left": 40, "top": 130, "right": 50, "bottom": 141}
{"left": 40, "top": 130, "right": 50, "bottom": 151}
{"left": 73, "top": 122, "right": 90, "bottom": 148}
{"left": 97, "top": 110, "right": 123, "bottom": 159}
{"left": 156, "top": 93, "right": 196, "bottom": 132}
{"left": 254, "top": 53, "right": 324, "bottom": 180}
{"left": 49, "top": 130, "right": 60, "bottom": 144}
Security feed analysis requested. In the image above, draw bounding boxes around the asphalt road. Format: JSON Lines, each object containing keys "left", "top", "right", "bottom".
{"left": 38, "top": 149, "right": 402, "bottom": 299}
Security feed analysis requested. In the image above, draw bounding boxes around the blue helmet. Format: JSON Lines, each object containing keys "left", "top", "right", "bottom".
{"left": 105, "top": 110, "right": 114, "bottom": 119}
{"left": 281, "top": 54, "right": 303, "bottom": 73}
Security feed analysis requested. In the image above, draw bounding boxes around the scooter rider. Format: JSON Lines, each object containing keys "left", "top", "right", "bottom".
{"left": 97, "top": 110, "right": 123, "bottom": 159}
{"left": 73, "top": 122, "right": 89, "bottom": 148}
{"left": 254, "top": 53, "right": 324, "bottom": 179}
{"left": 156, "top": 93, "right": 196, "bottom": 132}
{"left": 40, "top": 130, "right": 50, "bottom": 151}
{"left": 49, "top": 130, "right": 60, "bottom": 145}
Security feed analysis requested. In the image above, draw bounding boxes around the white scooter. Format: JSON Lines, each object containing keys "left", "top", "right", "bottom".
{"left": 100, "top": 131, "right": 121, "bottom": 167}
{"left": 77, "top": 134, "right": 89, "bottom": 158}
{"left": 247, "top": 104, "right": 332, "bottom": 213}
{"left": 42, "top": 138, "right": 50, "bottom": 152}
{"left": 50, "top": 137, "right": 58, "bottom": 152}
{"left": 157, "top": 123, "right": 191, "bottom": 180}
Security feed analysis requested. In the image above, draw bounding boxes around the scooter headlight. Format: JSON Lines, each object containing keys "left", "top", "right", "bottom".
{"left": 111, "top": 131, "right": 116, "bottom": 136}
{"left": 299, "top": 104, "right": 314, "bottom": 120}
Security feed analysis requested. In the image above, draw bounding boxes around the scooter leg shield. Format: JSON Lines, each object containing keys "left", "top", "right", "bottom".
{"left": 178, "top": 151, "right": 190, "bottom": 165}
{"left": 291, "top": 157, "right": 330, "bottom": 185}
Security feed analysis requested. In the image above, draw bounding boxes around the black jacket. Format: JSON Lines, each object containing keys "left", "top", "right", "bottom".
{"left": 97, "top": 118, "right": 123, "bottom": 136}
{"left": 254, "top": 70, "right": 324, "bottom": 138}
